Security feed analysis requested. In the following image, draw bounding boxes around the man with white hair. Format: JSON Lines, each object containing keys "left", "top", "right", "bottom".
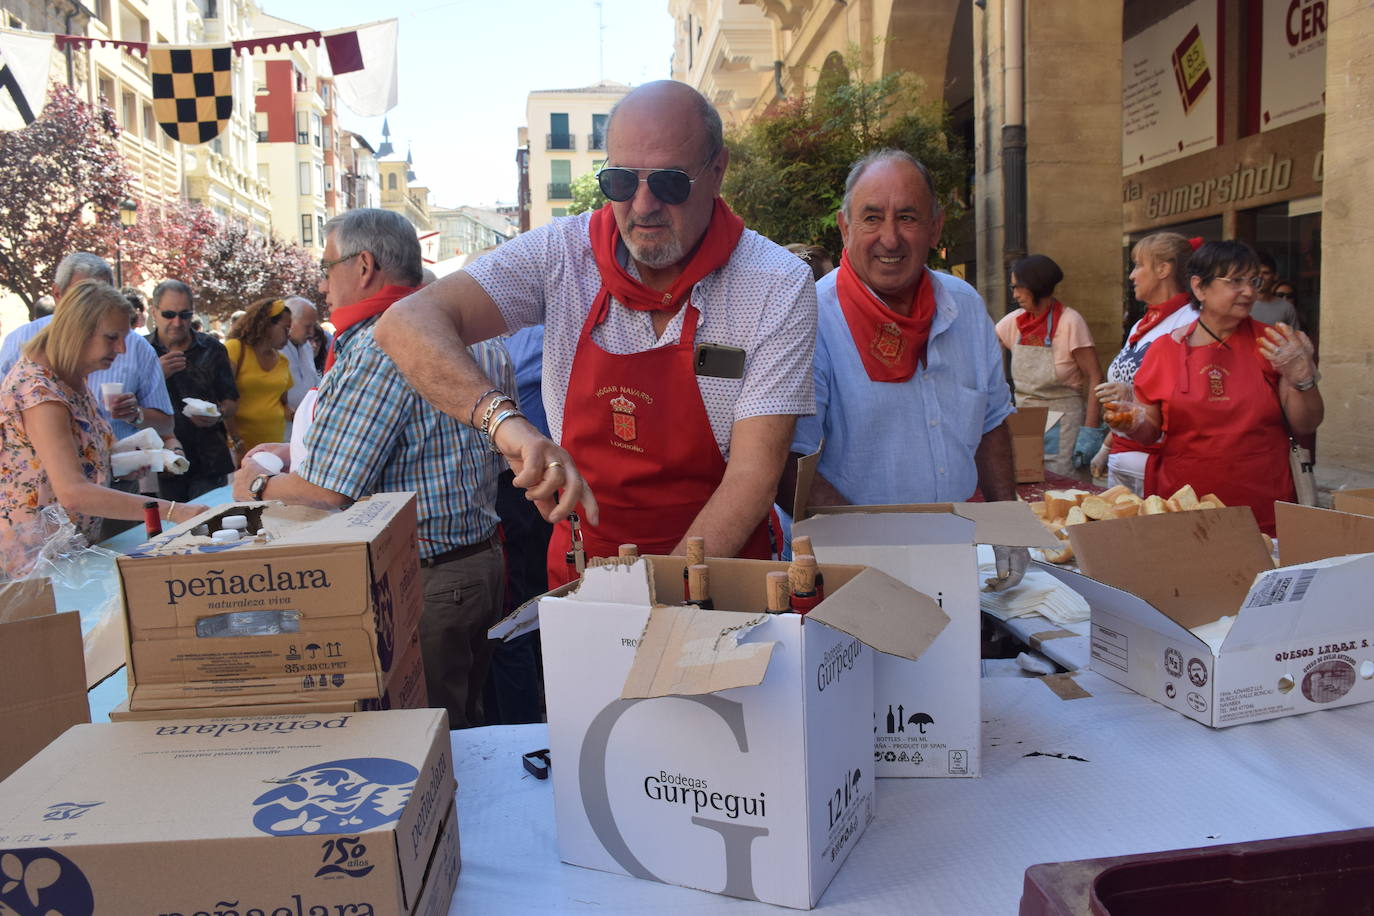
{"left": 0, "top": 252, "right": 176, "bottom": 448}
{"left": 280, "top": 296, "right": 321, "bottom": 438}
{"left": 232, "top": 208, "right": 512, "bottom": 729}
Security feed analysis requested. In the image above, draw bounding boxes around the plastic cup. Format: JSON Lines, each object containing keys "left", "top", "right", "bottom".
{"left": 252, "top": 452, "right": 284, "bottom": 475}
{"left": 100, "top": 381, "right": 124, "bottom": 410}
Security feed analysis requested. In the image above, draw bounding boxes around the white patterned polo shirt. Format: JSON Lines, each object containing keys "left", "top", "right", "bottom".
{"left": 464, "top": 210, "right": 817, "bottom": 459}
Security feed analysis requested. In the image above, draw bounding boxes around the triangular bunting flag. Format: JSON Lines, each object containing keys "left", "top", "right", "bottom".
{"left": 150, "top": 44, "right": 234, "bottom": 144}
{"left": 0, "top": 28, "right": 55, "bottom": 130}
{"left": 327, "top": 19, "right": 397, "bottom": 117}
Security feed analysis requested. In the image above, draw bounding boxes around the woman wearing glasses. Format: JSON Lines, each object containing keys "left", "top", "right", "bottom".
{"left": 224, "top": 298, "right": 293, "bottom": 457}
{"left": 1106, "top": 240, "right": 1323, "bottom": 534}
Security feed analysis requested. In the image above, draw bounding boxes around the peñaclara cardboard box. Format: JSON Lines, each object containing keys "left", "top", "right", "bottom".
{"left": 115, "top": 493, "right": 423, "bottom": 711}
{"left": 107, "top": 616, "right": 428, "bottom": 721}
{"left": 1006, "top": 406, "right": 1050, "bottom": 483}
{"left": 1048, "top": 504, "right": 1374, "bottom": 727}
{"left": 793, "top": 499, "right": 1058, "bottom": 778}
{"left": 0, "top": 578, "right": 89, "bottom": 781}
{"left": 537, "top": 555, "right": 947, "bottom": 909}
{"left": 0, "top": 708, "right": 457, "bottom": 915}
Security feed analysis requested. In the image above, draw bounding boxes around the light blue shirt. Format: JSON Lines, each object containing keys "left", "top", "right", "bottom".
{"left": 502, "top": 325, "right": 549, "bottom": 438}
{"left": 792, "top": 269, "right": 1014, "bottom": 505}
{"left": 0, "top": 316, "right": 174, "bottom": 440}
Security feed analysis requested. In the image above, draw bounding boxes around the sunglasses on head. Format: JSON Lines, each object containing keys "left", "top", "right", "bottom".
{"left": 161, "top": 310, "right": 193, "bottom": 320}
{"left": 596, "top": 149, "right": 719, "bottom": 205}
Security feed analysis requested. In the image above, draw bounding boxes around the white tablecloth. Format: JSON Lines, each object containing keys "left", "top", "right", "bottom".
{"left": 448, "top": 671, "right": 1374, "bottom": 913}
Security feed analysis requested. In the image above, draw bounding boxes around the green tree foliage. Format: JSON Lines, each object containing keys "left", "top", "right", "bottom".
{"left": 722, "top": 50, "right": 967, "bottom": 264}
{"left": 567, "top": 171, "right": 607, "bottom": 216}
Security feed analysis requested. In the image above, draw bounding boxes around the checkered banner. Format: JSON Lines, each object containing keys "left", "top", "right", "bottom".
{"left": 150, "top": 45, "right": 233, "bottom": 144}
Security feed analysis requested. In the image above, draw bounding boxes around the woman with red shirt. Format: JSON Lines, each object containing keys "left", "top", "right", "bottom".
{"left": 1108, "top": 240, "right": 1323, "bottom": 534}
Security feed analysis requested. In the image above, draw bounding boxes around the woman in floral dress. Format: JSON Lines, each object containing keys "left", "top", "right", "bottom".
{"left": 0, "top": 281, "right": 207, "bottom": 577}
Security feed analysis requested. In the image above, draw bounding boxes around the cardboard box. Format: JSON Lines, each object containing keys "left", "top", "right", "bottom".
{"left": 538, "top": 556, "right": 947, "bottom": 909}
{"left": 1053, "top": 506, "right": 1374, "bottom": 727}
{"left": 1006, "top": 406, "right": 1050, "bottom": 483}
{"left": 1274, "top": 501, "right": 1374, "bottom": 567}
{"left": 108, "top": 617, "right": 429, "bottom": 720}
{"left": 0, "top": 578, "right": 90, "bottom": 781}
{"left": 0, "top": 708, "right": 457, "bottom": 914}
{"left": 116, "top": 493, "right": 423, "bottom": 710}
{"left": 1332, "top": 487, "right": 1374, "bottom": 518}
{"left": 793, "top": 502, "right": 1059, "bottom": 777}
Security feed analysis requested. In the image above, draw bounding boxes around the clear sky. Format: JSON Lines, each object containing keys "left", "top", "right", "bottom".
{"left": 260, "top": 0, "right": 675, "bottom": 209}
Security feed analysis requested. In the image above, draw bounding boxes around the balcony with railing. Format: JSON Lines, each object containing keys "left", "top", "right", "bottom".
{"left": 587, "top": 132, "right": 607, "bottom": 151}
{"left": 547, "top": 182, "right": 572, "bottom": 200}
{"left": 546, "top": 133, "right": 575, "bottom": 151}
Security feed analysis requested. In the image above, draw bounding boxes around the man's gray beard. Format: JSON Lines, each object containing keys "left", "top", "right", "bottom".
{"left": 624, "top": 229, "right": 684, "bottom": 270}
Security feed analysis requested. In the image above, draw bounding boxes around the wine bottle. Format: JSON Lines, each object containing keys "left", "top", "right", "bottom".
{"left": 791, "top": 535, "right": 825, "bottom": 600}
{"left": 788, "top": 554, "right": 821, "bottom": 614}
{"left": 683, "top": 535, "right": 705, "bottom": 600}
{"left": 686, "top": 563, "right": 714, "bottom": 610}
{"left": 143, "top": 500, "right": 162, "bottom": 537}
{"left": 765, "top": 571, "right": 790, "bottom": 614}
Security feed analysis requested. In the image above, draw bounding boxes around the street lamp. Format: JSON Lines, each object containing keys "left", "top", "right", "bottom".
{"left": 116, "top": 198, "right": 138, "bottom": 286}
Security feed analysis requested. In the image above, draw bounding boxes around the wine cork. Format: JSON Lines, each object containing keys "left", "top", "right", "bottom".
{"left": 792, "top": 535, "right": 814, "bottom": 558}
{"left": 685, "top": 536, "right": 705, "bottom": 566}
{"left": 618, "top": 543, "right": 639, "bottom": 558}
{"left": 766, "top": 571, "right": 791, "bottom": 613}
{"left": 687, "top": 564, "right": 710, "bottom": 603}
{"left": 789, "top": 554, "right": 818, "bottom": 596}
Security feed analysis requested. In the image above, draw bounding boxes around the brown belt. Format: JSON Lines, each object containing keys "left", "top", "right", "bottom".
{"left": 418, "top": 535, "right": 499, "bottom": 568}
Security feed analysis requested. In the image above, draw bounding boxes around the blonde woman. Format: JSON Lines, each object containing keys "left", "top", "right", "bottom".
{"left": 1090, "top": 233, "right": 1200, "bottom": 493}
{"left": 0, "top": 281, "right": 207, "bottom": 575}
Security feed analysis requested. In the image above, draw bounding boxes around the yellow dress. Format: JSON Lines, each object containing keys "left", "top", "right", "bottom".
{"left": 225, "top": 339, "right": 291, "bottom": 453}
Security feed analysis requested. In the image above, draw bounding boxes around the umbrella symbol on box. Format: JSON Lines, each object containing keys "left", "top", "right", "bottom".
{"left": 908, "top": 713, "right": 934, "bottom": 735}
{"left": 306, "top": 643, "right": 321, "bottom": 659}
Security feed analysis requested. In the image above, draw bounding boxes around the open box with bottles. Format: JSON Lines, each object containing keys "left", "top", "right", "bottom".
{"left": 537, "top": 554, "right": 947, "bottom": 909}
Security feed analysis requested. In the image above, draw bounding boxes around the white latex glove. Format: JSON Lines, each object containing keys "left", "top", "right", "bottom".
{"left": 984, "top": 545, "right": 1030, "bottom": 592}
{"left": 1103, "top": 400, "right": 1149, "bottom": 437}
{"left": 1089, "top": 441, "right": 1110, "bottom": 479}
{"left": 1094, "top": 380, "right": 1130, "bottom": 407}
{"left": 1258, "top": 322, "right": 1317, "bottom": 386}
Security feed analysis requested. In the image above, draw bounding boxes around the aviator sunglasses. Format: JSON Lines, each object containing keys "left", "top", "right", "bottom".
{"left": 596, "top": 148, "right": 719, "bottom": 205}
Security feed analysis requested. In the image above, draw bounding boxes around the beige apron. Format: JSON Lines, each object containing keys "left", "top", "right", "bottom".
{"left": 1011, "top": 317, "right": 1084, "bottom": 477}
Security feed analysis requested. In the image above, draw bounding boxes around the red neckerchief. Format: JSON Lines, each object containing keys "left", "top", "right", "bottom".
{"left": 1129, "top": 291, "right": 1191, "bottom": 345}
{"left": 834, "top": 250, "right": 936, "bottom": 383}
{"left": 324, "top": 285, "right": 416, "bottom": 372}
{"left": 588, "top": 199, "right": 743, "bottom": 313}
{"left": 1014, "top": 300, "right": 1063, "bottom": 347}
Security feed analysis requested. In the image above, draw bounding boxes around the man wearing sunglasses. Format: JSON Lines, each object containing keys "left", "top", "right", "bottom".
{"left": 147, "top": 279, "right": 238, "bottom": 502}
{"left": 780, "top": 150, "right": 1028, "bottom": 591}
{"left": 376, "top": 80, "right": 816, "bottom": 583}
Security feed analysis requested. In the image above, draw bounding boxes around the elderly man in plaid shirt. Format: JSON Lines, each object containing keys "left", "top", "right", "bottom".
{"left": 233, "top": 208, "right": 513, "bottom": 730}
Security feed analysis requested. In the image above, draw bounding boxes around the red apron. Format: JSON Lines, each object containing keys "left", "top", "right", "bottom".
{"left": 545, "top": 296, "right": 773, "bottom": 586}
{"left": 1143, "top": 320, "right": 1293, "bottom": 534}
